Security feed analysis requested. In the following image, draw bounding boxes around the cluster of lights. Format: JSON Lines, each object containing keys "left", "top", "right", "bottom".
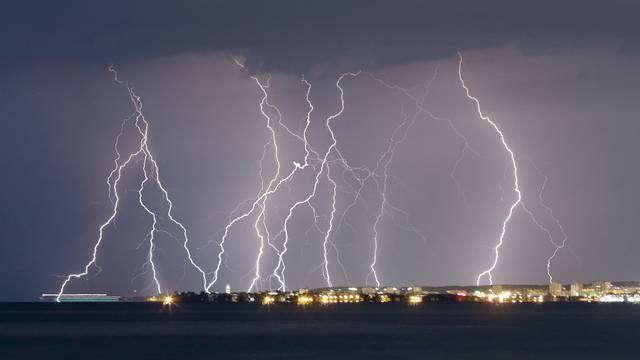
{"left": 478, "top": 291, "right": 535, "bottom": 304}
{"left": 627, "top": 295, "right": 640, "bottom": 303}
{"left": 297, "top": 295, "right": 314, "bottom": 306}
{"left": 148, "top": 295, "right": 175, "bottom": 306}
{"left": 598, "top": 294, "right": 640, "bottom": 303}
{"left": 140, "top": 287, "right": 640, "bottom": 307}
{"left": 261, "top": 295, "right": 275, "bottom": 306}
{"left": 319, "top": 293, "right": 362, "bottom": 304}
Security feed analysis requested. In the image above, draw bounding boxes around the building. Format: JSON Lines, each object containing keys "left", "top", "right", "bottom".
{"left": 360, "top": 287, "right": 377, "bottom": 295}
{"left": 402, "top": 286, "right": 422, "bottom": 295}
{"left": 570, "top": 282, "right": 583, "bottom": 297}
{"left": 383, "top": 287, "right": 400, "bottom": 295}
{"left": 549, "top": 282, "right": 564, "bottom": 297}
{"left": 225, "top": 284, "right": 231, "bottom": 295}
{"left": 591, "top": 281, "right": 612, "bottom": 295}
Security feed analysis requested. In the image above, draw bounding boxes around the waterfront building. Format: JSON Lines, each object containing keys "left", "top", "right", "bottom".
{"left": 570, "top": 282, "right": 583, "bottom": 297}
{"left": 549, "top": 282, "right": 564, "bottom": 297}
{"left": 591, "top": 281, "right": 612, "bottom": 295}
{"left": 360, "top": 287, "right": 377, "bottom": 295}
{"left": 383, "top": 287, "right": 400, "bottom": 295}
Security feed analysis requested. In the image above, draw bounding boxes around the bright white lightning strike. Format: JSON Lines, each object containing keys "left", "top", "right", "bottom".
{"left": 208, "top": 59, "right": 316, "bottom": 293}
{"left": 56, "top": 67, "right": 208, "bottom": 302}
{"left": 458, "top": 53, "right": 570, "bottom": 285}
{"left": 59, "top": 54, "right": 571, "bottom": 295}
{"left": 208, "top": 61, "right": 367, "bottom": 292}
{"left": 271, "top": 78, "right": 315, "bottom": 290}
{"left": 123, "top": 73, "right": 209, "bottom": 293}
{"left": 314, "top": 71, "right": 362, "bottom": 287}
{"left": 270, "top": 71, "right": 361, "bottom": 289}
{"left": 457, "top": 52, "right": 522, "bottom": 286}
{"left": 207, "top": 59, "right": 282, "bottom": 292}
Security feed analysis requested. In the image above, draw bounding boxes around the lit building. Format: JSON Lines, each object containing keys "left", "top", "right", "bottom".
{"left": 383, "top": 287, "right": 400, "bottom": 295}
{"left": 360, "top": 287, "right": 377, "bottom": 295}
{"left": 549, "top": 282, "right": 564, "bottom": 296}
{"left": 570, "top": 282, "right": 583, "bottom": 297}
{"left": 225, "top": 284, "right": 231, "bottom": 295}
{"left": 297, "top": 295, "right": 313, "bottom": 305}
{"left": 403, "top": 286, "right": 422, "bottom": 294}
{"left": 261, "top": 295, "right": 275, "bottom": 306}
{"left": 591, "top": 281, "right": 612, "bottom": 295}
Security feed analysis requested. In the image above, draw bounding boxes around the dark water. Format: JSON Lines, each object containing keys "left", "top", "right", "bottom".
{"left": 1, "top": 302, "right": 639, "bottom": 359}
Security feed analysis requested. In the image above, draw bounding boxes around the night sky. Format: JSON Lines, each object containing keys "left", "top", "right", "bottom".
{"left": 1, "top": 1, "right": 639, "bottom": 301}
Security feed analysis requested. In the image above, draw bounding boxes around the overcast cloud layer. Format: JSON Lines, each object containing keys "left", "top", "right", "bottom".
{"left": 2, "top": 0, "right": 639, "bottom": 73}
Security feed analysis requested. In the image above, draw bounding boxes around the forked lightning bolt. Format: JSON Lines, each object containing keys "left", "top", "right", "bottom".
{"left": 208, "top": 59, "right": 318, "bottom": 292}
{"left": 56, "top": 67, "right": 207, "bottom": 301}
{"left": 458, "top": 52, "right": 569, "bottom": 285}
{"left": 58, "top": 54, "right": 572, "bottom": 295}
{"left": 307, "top": 71, "right": 361, "bottom": 287}
{"left": 525, "top": 160, "right": 569, "bottom": 283}
{"left": 457, "top": 52, "right": 522, "bottom": 286}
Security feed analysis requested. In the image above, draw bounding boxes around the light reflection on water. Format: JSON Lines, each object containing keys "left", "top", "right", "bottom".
{"left": 1, "top": 302, "right": 638, "bottom": 359}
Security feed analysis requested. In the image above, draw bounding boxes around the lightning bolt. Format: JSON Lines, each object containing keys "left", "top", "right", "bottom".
{"left": 60, "top": 54, "right": 571, "bottom": 295}
{"left": 208, "top": 59, "right": 367, "bottom": 292}
{"left": 360, "top": 67, "right": 472, "bottom": 287}
{"left": 208, "top": 59, "right": 315, "bottom": 292}
{"left": 367, "top": 107, "right": 411, "bottom": 287}
{"left": 106, "top": 113, "right": 134, "bottom": 206}
{"left": 137, "top": 151, "right": 162, "bottom": 294}
{"left": 279, "top": 71, "right": 362, "bottom": 288}
{"left": 457, "top": 52, "right": 522, "bottom": 286}
{"left": 213, "top": 60, "right": 283, "bottom": 292}
{"left": 281, "top": 71, "right": 362, "bottom": 288}
{"left": 57, "top": 66, "right": 207, "bottom": 301}
{"left": 522, "top": 160, "right": 569, "bottom": 283}
{"left": 457, "top": 53, "right": 572, "bottom": 285}
{"left": 271, "top": 78, "right": 315, "bottom": 290}
{"left": 123, "top": 71, "right": 209, "bottom": 293}
{"left": 366, "top": 68, "right": 482, "bottom": 202}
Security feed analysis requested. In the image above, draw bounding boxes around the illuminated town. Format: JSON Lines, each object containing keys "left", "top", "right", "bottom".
{"left": 43, "top": 281, "right": 640, "bottom": 305}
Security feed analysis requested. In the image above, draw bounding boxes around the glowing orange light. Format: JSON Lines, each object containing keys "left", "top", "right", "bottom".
{"left": 162, "top": 296, "right": 174, "bottom": 306}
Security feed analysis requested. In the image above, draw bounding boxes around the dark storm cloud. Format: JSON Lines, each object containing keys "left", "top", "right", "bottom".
{"left": 2, "top": 0, "right": 639, "bottom": 72}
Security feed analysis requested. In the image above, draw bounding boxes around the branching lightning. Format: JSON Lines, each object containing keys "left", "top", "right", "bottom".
{"left": 272, "top": 70, "right": 361, "bottom": 289}
{"left": 457, "top": 52, "right": 522, "bottom": 286}
{"left": 56, "top": 66, "right": 207, "bottom": 301}
{"left": 58, "top": 53, "right": 572, "bottom": 296}
{"left": 523, "top": 160, "right": 569, "bottom": 283}
{"left": 207, "top": 59, "right": 322, "bottom": 292}
{"left": 458, "top": 52, "right": 570, "bottom": 285}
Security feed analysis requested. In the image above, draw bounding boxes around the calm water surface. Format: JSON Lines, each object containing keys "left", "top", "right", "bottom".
{"left": 1, "top": 302, "right": 638, "bottom": 359}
